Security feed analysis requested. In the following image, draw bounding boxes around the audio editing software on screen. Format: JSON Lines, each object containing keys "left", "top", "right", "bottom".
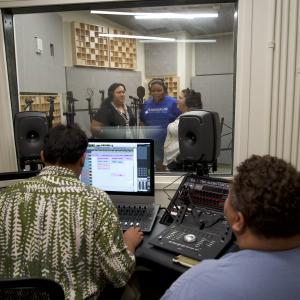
{"left": 80, "top": 141, "right": 152, "bottom": 193}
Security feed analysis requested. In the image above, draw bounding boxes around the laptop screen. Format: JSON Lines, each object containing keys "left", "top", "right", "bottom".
{"left": 80, "top": 139, "right": 154, "bottom": 197}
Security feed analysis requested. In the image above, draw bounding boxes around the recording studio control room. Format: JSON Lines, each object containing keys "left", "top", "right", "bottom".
{"left": 0, "top": 1, "right": 300, "bottom": 300}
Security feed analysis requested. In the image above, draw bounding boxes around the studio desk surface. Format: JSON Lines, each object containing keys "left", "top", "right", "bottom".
{"left": 135, "top": 209, "right": 239, "bottom": 276}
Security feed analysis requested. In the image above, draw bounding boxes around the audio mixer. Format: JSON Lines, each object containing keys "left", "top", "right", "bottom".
{"left": 149, "top": 174, "right": 234, "bottom": 261}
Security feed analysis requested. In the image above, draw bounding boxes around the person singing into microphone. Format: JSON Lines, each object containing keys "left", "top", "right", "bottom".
{"left": 91, "top": 83, "right": 136, "bottom": 138}
{"left": 140, "top": 79, "right": 181, "bottom": 171}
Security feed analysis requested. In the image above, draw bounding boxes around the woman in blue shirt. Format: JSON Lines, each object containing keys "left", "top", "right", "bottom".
{"left": 140, "top": 79, "right": 181, "bottom": 171}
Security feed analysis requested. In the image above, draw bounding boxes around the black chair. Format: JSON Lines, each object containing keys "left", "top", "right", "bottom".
{"left": 0, "top": 278, "right": 64, "bottom": 299}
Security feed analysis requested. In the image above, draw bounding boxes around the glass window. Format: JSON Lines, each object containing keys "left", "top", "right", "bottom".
{"left": 10, "top": 1, "right": 236, "bottom": 174}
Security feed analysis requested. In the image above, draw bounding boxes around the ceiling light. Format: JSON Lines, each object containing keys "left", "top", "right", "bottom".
{"left": 91, "top": 10, "right": 141, "bottom": 16}
{"left": 90, "top": 10, "right": 218, "bottom": 19}
{"left": 134, "top": 13, "right": 218, "bottom": 20}
{"left": 141, "top": 39, "right": 217, "bottom": 43}
{"left": 98, "top": 33, "right": 176, "bottom": 41}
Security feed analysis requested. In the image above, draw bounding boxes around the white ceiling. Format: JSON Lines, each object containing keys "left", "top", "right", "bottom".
{"left": 97, "top": 3, "right": 236, "bottom": 37}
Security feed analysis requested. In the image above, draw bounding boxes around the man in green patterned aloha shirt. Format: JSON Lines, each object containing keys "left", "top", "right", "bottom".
{"left": 0, "top": 124, "right": 143, "bottom": 299}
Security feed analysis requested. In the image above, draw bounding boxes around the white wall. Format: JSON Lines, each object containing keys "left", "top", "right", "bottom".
{"left": 177, "top": 31, "right": 193, "bottom": 90}
{"left": 15, "top": 13, "right": 66, "bottom": 93}
{"left": 234, "top": 0, "right": 300, "bottom": 169}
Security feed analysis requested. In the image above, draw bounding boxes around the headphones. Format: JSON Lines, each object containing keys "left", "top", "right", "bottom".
{"left": 107, "top": 83, "right": 126, "bottom": 99}
{"left": 148, "top": 78, "right": 168, "bottom": 93}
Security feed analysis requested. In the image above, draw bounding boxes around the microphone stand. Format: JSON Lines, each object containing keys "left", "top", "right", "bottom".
{"left": 24, "top": 98, "right": 34, "bottom": 111}
{"left": 64, "top": 91, "right": 78, "bottom": 126}
{"left": 99, "top": 90, "right": 105, "bottom": 106}
{"left": 86, "top": 88, "right": 94, "bottom": 123}
{"left": 129, "top": 96, "right": 143, "bottom": 138}
{"left": 47, "top": 96, "right": 55, "bottom": 128}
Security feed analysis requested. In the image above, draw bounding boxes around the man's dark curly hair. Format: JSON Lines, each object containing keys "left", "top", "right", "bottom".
{"left": 43, "top": 124, "right": 88, "bottom": 165}
{"left": 231, "top": 155, "right": 300, "bottom": 238}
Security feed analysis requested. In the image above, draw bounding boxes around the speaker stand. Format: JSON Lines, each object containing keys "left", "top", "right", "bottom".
{"left": 20, "top": 158, "right": 44, "bottom": 172}
{"left": 182, "top": 160, "right": 218, "bottom": 177}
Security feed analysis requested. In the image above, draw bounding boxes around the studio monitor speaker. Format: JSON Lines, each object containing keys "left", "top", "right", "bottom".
{"left": 178, "top": 110, "right": 221, "bottom": 163}
{"left": 14, "top": 111, "right": 48, "bottom": 159}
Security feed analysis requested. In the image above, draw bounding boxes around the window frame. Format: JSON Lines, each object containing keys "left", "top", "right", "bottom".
{"left": 2, "top": 0, "right": 238, "bottom": 175}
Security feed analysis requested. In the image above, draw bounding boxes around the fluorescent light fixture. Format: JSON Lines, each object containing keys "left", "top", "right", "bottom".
{"left": 91, "top": 10, "right": 141, "bottom": 16}
{"left": 98, "top": 33, "right": 176, "bottom": 41}
{"left": 141, "top": 39, "right": 217, "bottom": 43}
{"left": 98, "top": 33, "right": 215, "bottom": 43}
{"left": 174, "top": 39, "right": 216, "bottom": 43}
{"left": 135, "top": 13, "right": 218, "bottom": 20}
{"left": 90, "top": 10, "right": 218, "bottom": 19}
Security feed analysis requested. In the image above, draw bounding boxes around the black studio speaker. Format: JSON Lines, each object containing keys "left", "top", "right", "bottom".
{"left": 178, "top": 110, "right": 221, "bottom": 163}
{"left": 14, "top": 112, "right": 48, "bottom": 160}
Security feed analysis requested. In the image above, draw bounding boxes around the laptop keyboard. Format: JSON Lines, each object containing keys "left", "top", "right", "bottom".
{"left": 117, "top": 203, "right": 160, "bottom": 233}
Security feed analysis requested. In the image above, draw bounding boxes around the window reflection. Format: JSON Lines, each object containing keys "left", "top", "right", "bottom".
{"left": 14, "top": 3, "right": 235, "bottom": 174}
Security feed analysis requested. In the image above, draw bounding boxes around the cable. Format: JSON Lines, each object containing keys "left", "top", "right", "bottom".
{"left": 162, "top": 173, "right": 186, "bottom": 202}
{"left": 198, "top": 214, "right": 225, "bottom": 230}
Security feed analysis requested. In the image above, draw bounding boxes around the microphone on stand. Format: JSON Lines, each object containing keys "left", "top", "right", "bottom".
{"left": 46, "top": 96, "right": 55, "bottom": 128}
{"left": 64, "top": 91, "right": 79, "bottom": 126}
{"left": 129, "top": 96, "right": 139, "bottom": 101}
{"left": 86, "top": 88, "right": 94, "bottom": 123}
{"left": 129, "top": 86, "right": 146, "bottom": 109}
{"left": 137, "top": 86, "right": 145, "bottom": 102}
{"left": 129, "top": 86, "right": 145, "bottom": 136}
{"left": 99, "top": 90, "right": 105, "bottom": 106}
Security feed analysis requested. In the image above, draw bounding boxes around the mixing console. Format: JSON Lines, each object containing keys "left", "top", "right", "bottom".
{"left": 149, "top": 174, "right": 234, "bottom": 260}
{"left": 117, "top": 203, "right": 160, "bottom": 232}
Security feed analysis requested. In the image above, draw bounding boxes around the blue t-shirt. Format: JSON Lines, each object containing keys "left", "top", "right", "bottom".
{"left": 161, "top": 247, "right": 300, "bottom": 300}
{"left": 140, "top": 96, "right": 181, "bottom": 141}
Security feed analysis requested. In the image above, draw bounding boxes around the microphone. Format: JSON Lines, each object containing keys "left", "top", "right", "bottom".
{"left": 137, "top": 86, "right": 145, "bottom": 100}
{"left": 66, "top": 91, "right": 79, "bottom": 102}
{"left": 129, "top": 95, "right": 139, "bottom": 101}
{"left": 99, "top": 89, "right": 105, "bottom": 104}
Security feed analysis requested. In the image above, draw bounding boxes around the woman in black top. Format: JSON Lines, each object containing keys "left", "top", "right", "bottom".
{"left": 91, "top": 83, "right": 136, "bottom": 138}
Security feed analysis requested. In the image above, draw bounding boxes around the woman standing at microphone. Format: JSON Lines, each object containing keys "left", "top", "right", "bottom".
{"left": 140, "top": 78, "right": 181, "bottom": 171}
{"left": 91, "top": 82, "right": 136, "bottom": 138}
